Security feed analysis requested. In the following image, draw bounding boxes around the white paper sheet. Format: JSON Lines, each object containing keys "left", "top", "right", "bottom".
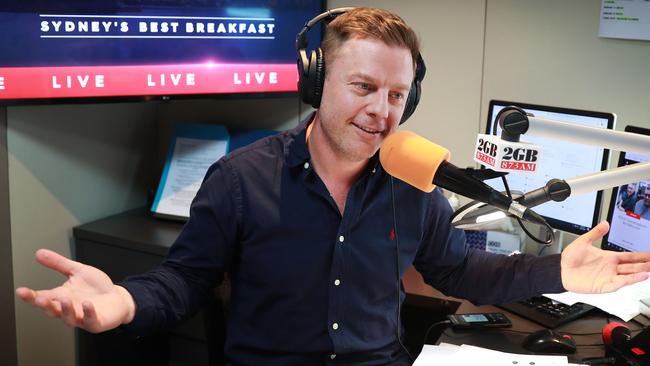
{"left": 414, "top": 343, "right": 568, "bottom": 366}
{"left": 545, "top": 276, "right": 650, "bottom": 321}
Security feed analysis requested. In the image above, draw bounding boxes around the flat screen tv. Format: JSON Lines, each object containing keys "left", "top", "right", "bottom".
{"left": 0, "top": 0, "right": 324, "bottom": 103}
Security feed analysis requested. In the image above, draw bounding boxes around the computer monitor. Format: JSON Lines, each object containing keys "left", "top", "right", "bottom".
{"left": 484, "top": 100, "right": 616, "bottom": 235}
{"left": 602, "top": 125, "right": 650, "bottom": 252}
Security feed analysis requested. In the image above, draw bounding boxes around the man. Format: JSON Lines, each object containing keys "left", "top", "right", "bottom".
{"left": 16, "top": 8, "right": 650, "bottom": 366}
{"left": 634, "top": 186, "right": 650, "bottom": 220}
{"left": 617, "top": 183, "right": 637, "bottom": 212}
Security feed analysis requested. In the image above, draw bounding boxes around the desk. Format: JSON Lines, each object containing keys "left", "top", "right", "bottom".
{"left": 437, "top": 298, "right": 647, "bottom": 364}
{"left": 406, "top": 258, "right": 650, "bottom": 364}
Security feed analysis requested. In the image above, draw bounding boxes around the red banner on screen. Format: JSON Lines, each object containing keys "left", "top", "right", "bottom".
{"left": 0, "top": 63, "right": 298, "bottom": 99}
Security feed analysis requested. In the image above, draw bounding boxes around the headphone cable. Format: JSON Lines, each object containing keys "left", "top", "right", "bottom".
{"left": 390, "top": 176, "right": 414, "bottom": 362}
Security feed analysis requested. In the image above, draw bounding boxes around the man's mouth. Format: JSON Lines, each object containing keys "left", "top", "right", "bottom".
{"left": 352, "top": 122, "right": 382, "bottom": 135}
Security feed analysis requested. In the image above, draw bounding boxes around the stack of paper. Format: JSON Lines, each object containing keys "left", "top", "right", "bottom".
{"left": 414, "top": 343, "right": 578, "bottom": 366}
{"left": 545, "top": 277, "right": 650, "bottom": 321}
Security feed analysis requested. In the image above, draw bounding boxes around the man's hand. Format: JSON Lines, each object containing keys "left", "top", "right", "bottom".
{"left": 561, "top": 221, "right": 650, "bottom": 293}
{"left": 15, "top": 249, "right": 136, "bottom": 333}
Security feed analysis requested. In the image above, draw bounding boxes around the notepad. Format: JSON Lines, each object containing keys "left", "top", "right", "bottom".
{"left": 414, "top": 343, "right": 570, "bottom": 366}
{"left": 151, "top": 123, "right": 229, "bottom": 220}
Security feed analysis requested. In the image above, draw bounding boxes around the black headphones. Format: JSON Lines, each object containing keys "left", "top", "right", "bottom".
{"left": 296, "top": 7, "right": 427, "bottom": 124}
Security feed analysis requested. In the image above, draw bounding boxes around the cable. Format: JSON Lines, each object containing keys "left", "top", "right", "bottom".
{"left": 422, "top": 320, "right": 452, "bottom": 346}
{"left": 490, "top": 120, "right": 554, "bottom": 246}
{"left": 390, "top": 176, "right": 414, "bottom": 362}
{"left": 500, "top": 175, "right": 555, "bottom": 245}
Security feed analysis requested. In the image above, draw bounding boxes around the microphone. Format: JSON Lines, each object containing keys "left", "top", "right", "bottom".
{"left": 379, "top": 130, "right": 544, "bottom": 224}
{"left": 474, "top": 106, "right": 542, "bottom": 173}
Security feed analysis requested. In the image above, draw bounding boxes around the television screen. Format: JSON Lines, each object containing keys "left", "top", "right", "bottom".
{"left": 0, "top": 0, "right": 324, "bottom": 102}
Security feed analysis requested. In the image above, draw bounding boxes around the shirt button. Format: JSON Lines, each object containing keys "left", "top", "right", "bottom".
{"left": 303, "top": 162, "right": 310, "bottom": 169}
{"left": 372, "top": 168, "right": 376, "bottom": 173}
{"left": 338, "top": 235, "right": 344, "bottom": 243}
{"left": 334, "top": 279, "right": 341, "bottom": 286}
{"left": 330, "top": 354, "right": 336, "bottom": 360}
{"left": 332, "top": 322, "right": 339, "bottom": 330}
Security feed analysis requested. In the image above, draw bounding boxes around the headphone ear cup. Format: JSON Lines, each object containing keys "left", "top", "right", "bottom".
{"left": 400, "top": 54, "right": 425, "bottom": 125}
{"left": 298, "top": 48, "right": 325, "bottom": 108}
{"left": 309, "top": 48, "right": 325, "bottom": 108}
{"left": 298, "top": 49, "right": 312, "bottom": 106}
{"left": 400, "top": 79, "right": 420, "bottom": 124}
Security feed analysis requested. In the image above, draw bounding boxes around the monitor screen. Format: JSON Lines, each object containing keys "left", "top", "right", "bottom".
{"left": 602, "top": 125, "right": 650, "bottom": 252}
{"left": 484, "top": 100, "right": 615, "bottom": 235}
{"left": 0, "top": 0, "right": 324, "bottom": 102}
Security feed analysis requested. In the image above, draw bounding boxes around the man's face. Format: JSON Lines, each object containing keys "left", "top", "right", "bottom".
{"left": 316, "top": 37, "right": 414, "bottom": 162}
{"left": 645, "top": 188, "right": 650, "bottom": 206}
{"left": 628, "top": 184, "right": 636, "bottom": 196}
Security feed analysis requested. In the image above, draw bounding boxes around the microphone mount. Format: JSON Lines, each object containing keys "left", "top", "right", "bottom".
{"left": 454, "top": 107, "right": 650, "bottom": 234}
{"left": 496, "top": 106, "right": 532, "bottom": 143}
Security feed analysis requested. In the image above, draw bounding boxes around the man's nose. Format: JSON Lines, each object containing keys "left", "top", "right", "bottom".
{"left": 366, "top": 90, "right": 389, "bottom": 119}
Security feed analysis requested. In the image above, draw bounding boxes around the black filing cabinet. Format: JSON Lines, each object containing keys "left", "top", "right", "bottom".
{"left": 73, "top": 208, "right": 226, "bottom": 366}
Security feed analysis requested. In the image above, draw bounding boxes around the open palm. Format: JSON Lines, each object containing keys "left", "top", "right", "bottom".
{"left": 15, "top": 249, "right": 134, "bottom": 333}
{"left": 561, "top": 221, "right": 650, "bottom": 293}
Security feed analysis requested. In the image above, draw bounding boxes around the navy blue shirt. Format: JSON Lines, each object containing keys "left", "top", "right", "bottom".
{"left": 121, "top": 116, "right": 565, "bottom": 365}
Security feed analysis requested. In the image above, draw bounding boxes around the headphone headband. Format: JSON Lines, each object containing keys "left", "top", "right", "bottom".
{"left": 296, "top": 7, "right": 425, "bottom": 124}
{"left": 296, "top": 7, "right": 355, "bottom": 50}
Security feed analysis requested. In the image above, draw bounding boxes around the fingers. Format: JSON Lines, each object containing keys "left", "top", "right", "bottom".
{"left": 617, "top": 261, "right": 650, "bottom": 274}
{"left": 17, "top": 287, "right": 65, "bottom": 318}
{"left": 35, "top": 249, "right": 83, "bottom": 276}
{"left": 34, "top": 295, "right": 63, "bottom": 318}
{"left": 15, "top": 287, "right": 36, "bottom": 303}
{"left": 59, "top": 297, "right": 83, "bottom": 327}
{"left": 616, "top": 251, "right": 650, "bottom": 264}
{"left": 17, "top": 287, "right": 59, "bottom": 308}
{"left": 604, "top": 272, "right": 650, "bottom": 293}
{"left": 580, "top": 221, "right": 610, "bottom": 243}
{"left": 19, "top": 289, "right": 97, "bottom": 329}
{"left": 81, "top": 301, "right": 103, "bottom": 333}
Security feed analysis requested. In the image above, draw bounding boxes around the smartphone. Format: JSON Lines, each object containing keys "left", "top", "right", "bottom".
{"left": 447, "top": 312, "right": 512, "bottom": 328}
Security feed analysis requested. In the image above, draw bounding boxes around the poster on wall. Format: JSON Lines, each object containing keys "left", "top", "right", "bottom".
{"left": 599, "top": 0, "right": 650, "bottom": 41}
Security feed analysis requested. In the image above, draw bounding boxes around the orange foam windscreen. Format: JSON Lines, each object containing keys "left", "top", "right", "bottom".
{"left": 379, "top": 130, "right": 450, "bottom": 192}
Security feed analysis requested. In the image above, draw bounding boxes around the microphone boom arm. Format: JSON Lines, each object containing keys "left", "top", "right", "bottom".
{"left": 453, "top": 108, "right": 650, "bottom": 229}
{"left": 517, "top": 162, "right": 650, "bottom": 208}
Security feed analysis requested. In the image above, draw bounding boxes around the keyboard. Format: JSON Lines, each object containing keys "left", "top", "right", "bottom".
{"left": 498, "top": 296, "right": 596, "bottom": 329}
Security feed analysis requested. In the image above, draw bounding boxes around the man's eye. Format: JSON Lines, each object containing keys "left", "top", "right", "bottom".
{"left": 390, "top": 92, "right": 404, "bottom": 100}
{"left": 356, "top": 83, "right": 370, "bottom": 91}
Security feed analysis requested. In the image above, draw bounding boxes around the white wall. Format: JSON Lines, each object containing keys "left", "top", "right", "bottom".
{"left": 9, "top": 102, "right": 157, "bottom": 366}
{"left": 481, "top": 0, "right": 650, "bottom": 139}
